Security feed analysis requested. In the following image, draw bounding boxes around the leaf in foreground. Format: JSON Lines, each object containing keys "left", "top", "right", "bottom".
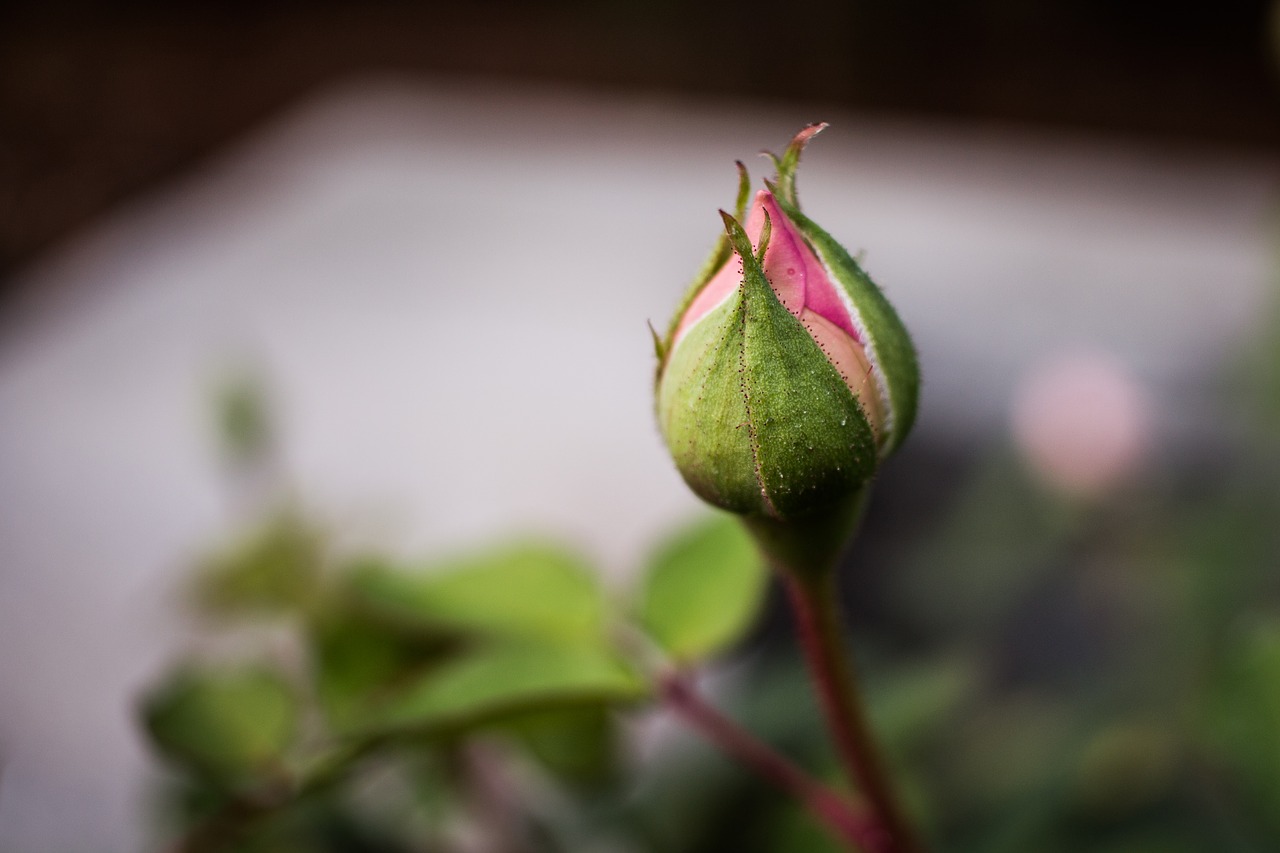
{"left": 142, "top": 665, "right": 297, "bottom": 787}
{"left": 349, "top": 541, "right": 605, "bottom": 647}
{"left": 639, "top": 514, "right": 766, "bottom": 664}
{"left": 360, "top": 643, "right": 645, "bottom": 736}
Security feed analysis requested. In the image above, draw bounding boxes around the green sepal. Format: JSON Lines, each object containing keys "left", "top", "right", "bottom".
{"left": 657, "top": 213, "right": 878, "bottom": 519}
{"left": 755, "top": 206, "right": 773, "bottom": 260}
{"left": 733, "top": 160, "right": 752, "bottom": 218}
{"left": 141, "top": 664, "right": 299, "bottom": 789}
{"left": 735, "top": 213, "right": 879, "bottom": 516}
{"left": 657, "top": 163, "right": 754, "bottom": 382}
{"left": 656, "top": 286, "right": 761, "bottom": 514}
{"left": 719, "top": 206, "right": 770, "bottom": 264}
{"left": 649, "top": 320, "right": 666, "bottom": 364}
{"left": 768, "top": 190, "right": 920, "bottom": 453}
{"left": 764, "top": 123, "right": 827, "bottom": 208}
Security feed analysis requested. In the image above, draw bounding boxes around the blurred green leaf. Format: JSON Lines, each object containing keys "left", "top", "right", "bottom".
{"left": 311, "top": 608, "right": 462, "bottom": 732}
{"left": 195, "top": 511, "right": 323, "bottom": 617}
{"left": 360, "top": 642, "right": 645, "bottom": 736}
{"left": 945, "top": 693, "right": 1078, "bottom": 815}
{"left": 349, "top": 542, "right": 606, "bottom": 647}
{"left": 1200, "top": 617, "right": 1280, "bottom": 834}
{"left": 869, "top": 656, "right": 978, "bottom": 759}
{"left": 215, "top": 372, "right": 274, "bottom": 463}
{"left": 1087, "top": 833, "right": 1206, "bottom": 853}
{"left": 1069, "top": 720, "right": 1181, "bottom": 820}
{"left": 504, "top": 706, "right": 621, "bottom": 787}
{"left": 768, "top": 802, "right": 847, "bottom": 853}
{"left": 638, "top": 513, "right": 766, "bottom": 663}
{"left": 142, "top": 665, "right": 297, "bottom": 788}
{"left": 1169, "top": 487, "right": 1280, "bottom": 641}
{"left": 1235, "top": 243, "right": 1280, "bottom": 445}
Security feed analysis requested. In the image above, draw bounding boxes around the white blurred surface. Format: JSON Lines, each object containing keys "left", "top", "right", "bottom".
{"left": 0, "top": 78, "right": 1276, "bottom": 852}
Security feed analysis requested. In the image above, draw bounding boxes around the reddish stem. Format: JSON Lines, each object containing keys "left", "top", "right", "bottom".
{"left": 784, "top": 571, "right": 923, "bottom": 853}
{"left": 659, "top": 673, "right": 877, "bottom": 851}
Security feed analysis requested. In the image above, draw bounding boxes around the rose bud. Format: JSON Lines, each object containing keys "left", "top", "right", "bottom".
{"left": 654, "top": 125, "right": 919, "bottom": 532}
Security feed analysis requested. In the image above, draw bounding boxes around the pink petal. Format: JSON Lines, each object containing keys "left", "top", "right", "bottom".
{"left": 673, "top": 250, "right": 743, "bottom": 345}
{"left": 799, "top": 308, "right": 883, "bottom": 437}
{"left": 673, "top": 191, "right": 864, "bottom": 351}
{"left": 754, "top": 194, "right": 860, "bottom": 343}
{"left": 744, "top": 193, "right": 806, "bottom": 315}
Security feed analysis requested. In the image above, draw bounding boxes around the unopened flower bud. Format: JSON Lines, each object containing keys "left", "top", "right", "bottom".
{"left": 654, "top": 125, "right": 919, "bottom": 525}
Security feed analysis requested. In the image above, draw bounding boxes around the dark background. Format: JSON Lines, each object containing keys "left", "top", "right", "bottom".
{"left": 3, "top": 0, "right": 1279, "bottom": 289}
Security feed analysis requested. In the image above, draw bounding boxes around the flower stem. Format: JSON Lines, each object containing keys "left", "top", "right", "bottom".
{"left": 784, "top": 570, "right": 923, "bottom": 853}
{"left": 659, "top": 673, "right": 877, "bottom": 851}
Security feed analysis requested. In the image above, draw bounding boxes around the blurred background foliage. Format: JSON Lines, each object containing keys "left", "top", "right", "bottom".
{"left": 141, "top": 253, "right": 1280, "bottom": 852}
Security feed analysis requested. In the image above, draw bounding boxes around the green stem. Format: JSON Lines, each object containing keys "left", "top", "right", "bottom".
{"left": 660, "top": 672, "right": 877, "bottom": 851}
{"left": 784, "top": 569, "right": 923, "bottom": 853}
